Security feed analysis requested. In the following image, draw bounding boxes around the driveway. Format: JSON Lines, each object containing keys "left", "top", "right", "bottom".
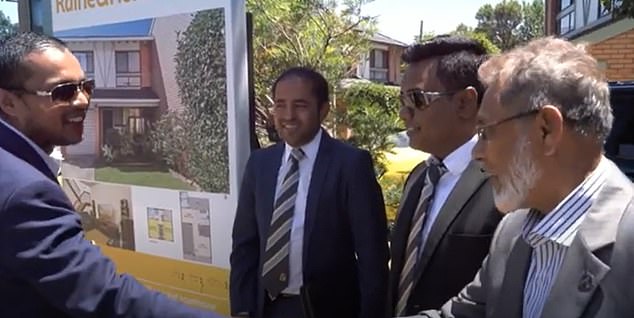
{"left": 61, "top": 155, "right": 96, "bottom": 181}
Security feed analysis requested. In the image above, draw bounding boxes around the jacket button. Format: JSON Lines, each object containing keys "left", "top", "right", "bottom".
{"left": 578, "top": 272, "right": 594, "bottom": 292}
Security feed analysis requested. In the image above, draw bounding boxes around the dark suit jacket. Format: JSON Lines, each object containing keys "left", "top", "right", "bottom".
{"left": 0, "top": 120, "right": 221, "bottom": 318}
{"left": 387, "top": 160, "right": 502, "bottom": 316}
{"left": 230, "top": 131, "right": 389, "bottom": 318}
{"left": 421, "top": 159, "right": 634, "bottom": 318}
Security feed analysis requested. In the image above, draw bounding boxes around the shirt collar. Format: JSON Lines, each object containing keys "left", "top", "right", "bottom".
{"left": 522, "top": 157, "right": 609, "bottom": 247}
{"left": 283, "top": 129, "right": 322, "bottom": 163}
{"left": 0, "top": 117, "right": 60, "bottom": 176}
{"left": 431, "top": 134, "right": 477, "bottom": 176}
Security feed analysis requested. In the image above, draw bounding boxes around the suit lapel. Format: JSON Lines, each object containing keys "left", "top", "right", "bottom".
{"left": 413, "top": 161, "right": 487, "bottom": 283}
{"left": 261, "top": 144, "right": 284, "bottom": 228}
{"left": 540, "top": 162, "right": 630, "bottom": 318}
{"left": 0, "top": 120, "right": 56, "bottom": 182}
{"left": 492, "top": 236, "right": 532, "bottom": 318}
{"left": 303, "top": 133, "right": 333, "bottom": 259}
{"left": 391, "top": 164, "right": 427, "bottom": 277}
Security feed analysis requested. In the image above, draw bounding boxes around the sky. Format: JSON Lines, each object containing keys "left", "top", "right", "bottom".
{"left": 360, "top": 0, "right": 504, "bottom": 44}
{"left": 0, "top": 0, "right": 502, "bottom": 44}
{"left": 0, "top": 1, "right": 18, "bottom": 22}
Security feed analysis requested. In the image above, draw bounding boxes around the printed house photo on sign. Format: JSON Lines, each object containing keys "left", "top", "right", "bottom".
{"left": 56, "top": 8, "right": 231, "bottom": 194}
{"left": 180, "top": 192, "right": 213, "bottom": 264}
{"left": 62, "top": 179, "right": 136, "bottom": 250}
{"left": 147, "top": 207, "right": 174, "bottom": 242}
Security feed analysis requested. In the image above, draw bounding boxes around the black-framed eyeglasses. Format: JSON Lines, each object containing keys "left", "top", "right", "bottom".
{"left": 400, "top": 89, "right": 456, "bottom": 111}
{"left": 476, "top": 109, "right": 540, "bottom": 141}
{"left": 8, "top": 79, "right": 95, "bottom": 103}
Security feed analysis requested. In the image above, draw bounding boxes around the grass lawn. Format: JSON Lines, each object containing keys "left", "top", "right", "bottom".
{"left": 95, "top": 164, "right": 196, "bottom": 191}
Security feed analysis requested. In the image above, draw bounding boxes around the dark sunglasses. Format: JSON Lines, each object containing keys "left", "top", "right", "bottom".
{"left": 400, "top": 89, "right": 456, "bottom": 111}
{"left": 12, "top": 79, "right": 95, "bottom": 103}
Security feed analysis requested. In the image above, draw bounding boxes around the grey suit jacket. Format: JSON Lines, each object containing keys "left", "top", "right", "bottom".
{"left": 419, "top": 158, "right": 634, "bottom": 318}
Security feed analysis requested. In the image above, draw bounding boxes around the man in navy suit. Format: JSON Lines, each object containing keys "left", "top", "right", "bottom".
{"left": 0, "top": 32, "right": 223, "bottom": 317}
{"left": 230, "top": 67, "right": 389, "bottom": 318}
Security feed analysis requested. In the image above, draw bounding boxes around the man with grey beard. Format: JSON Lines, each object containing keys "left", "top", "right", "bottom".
{"left": 401, "top": 36, "right": 634, "bottom": 318}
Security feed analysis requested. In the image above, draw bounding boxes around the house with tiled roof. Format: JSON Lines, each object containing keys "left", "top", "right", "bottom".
{"left": 353, "top": 32, "right": 409, "bottom": 85}
{"left": 55, "top": 14, "right": 193, "bottom": 159}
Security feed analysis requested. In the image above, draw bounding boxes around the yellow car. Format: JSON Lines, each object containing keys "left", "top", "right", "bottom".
{"left": 379, "top": 131, "right": 428, "bottom": 225}
{"left": 382, "top": 131, "right": 429, "bottom": 179}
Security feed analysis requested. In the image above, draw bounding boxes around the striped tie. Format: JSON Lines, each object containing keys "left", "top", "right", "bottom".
{"left": 261, "top": 148, "right": 304, "bottom": 298}
{"left": 396, "top": 160, "right": 446, "bottom": 316}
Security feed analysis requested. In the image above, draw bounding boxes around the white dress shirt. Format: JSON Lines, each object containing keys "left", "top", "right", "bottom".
{"left": 275, "top": 129, "right": 322, "bottom": 295}
{"left": 521, "top": 157, "right": 608, "bottom": 318}
{"left": 419, "top": 135, "right": 477, "bottom": 252}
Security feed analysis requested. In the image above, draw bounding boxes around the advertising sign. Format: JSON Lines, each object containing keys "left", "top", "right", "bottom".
{"left": 51, "top": 0, "right": 249, "bottom": 314}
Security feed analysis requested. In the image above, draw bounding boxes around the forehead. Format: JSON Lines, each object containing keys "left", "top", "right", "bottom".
{"left": 22, "top": 48, "right": 84, "bottom": 88}
{"left": 402, "top": 58, "right": 442, "bottom": 91}
{"left": 274, "top": 76, "right": 315, "bottom": 100}
{"left": 478, "top": 81, "right": 507, "bottom": 124}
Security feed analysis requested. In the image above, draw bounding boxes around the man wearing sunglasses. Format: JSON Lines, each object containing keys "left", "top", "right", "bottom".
{"left": 410, "top": 37, "right": 634, "bottom": 318}
{"left": 0, "top": 32, "right": 223, "bottom": 317}
{"left": 387, "top": 35, "right": 502, "bottom": 317}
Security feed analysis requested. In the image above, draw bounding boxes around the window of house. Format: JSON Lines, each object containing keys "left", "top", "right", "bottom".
{"left": 128, "top": 117, "right": 145, "bottom": 135}
{"left": 370, "top": 49, "right": 388, "bottom": 69}
{"left": 112, "top": 109, "right": 124, "bottom": 127}
{"left": 558, "top": 12, "right": 575, "bottom": 35}
{"left": 599, "top": 0, "right": 623, "bottom": 17}
{"left": 73, "top": 51, "right": 94, "bottom": 79}
{"left": 560, "top": 0, "right": 574, "bottom": 10}
{"left": 369, "top": 49, "right": 389, "bottom": 82}
{"left": 115, "top": 51, "right": 141, "bottom": 87}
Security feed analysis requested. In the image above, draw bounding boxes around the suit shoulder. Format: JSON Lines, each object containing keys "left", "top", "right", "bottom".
{"left": 0, "top": 148, "right": 52, "bottom": 198}
{"left": 329, "top": 138, "right": 370, "bottom": 158}
{"left": 247, "top": 143, "right": 282, "bottom": 161}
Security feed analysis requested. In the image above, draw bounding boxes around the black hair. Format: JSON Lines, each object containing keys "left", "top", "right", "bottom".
{"left": 0, "top": 32, "right": 68, "bottom": 90}
{"left": 402, "top": 35, "right": 488, "bottom": 104}
{"left": 272, "top": 66, "right": 329, "bottom": 106}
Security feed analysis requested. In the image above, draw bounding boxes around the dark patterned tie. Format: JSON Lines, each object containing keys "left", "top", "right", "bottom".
{"left": 261, "top": 148, "right": 304, "bottom": 298}
{"left": 396, "top": 159, "right": 447, "bottom": 316}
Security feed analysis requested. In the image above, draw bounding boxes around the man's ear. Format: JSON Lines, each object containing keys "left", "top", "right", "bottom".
{"left": 0, "top": 88, "right": 20, "bottom": 118}
{"left": 455, "top": 86, "right": 478, "bottom": 120}
{"left": 536, "top": 105, "right": 564, "bottom": 156}
{"left": 318, "top": 102, "right": 330, "bottom": 122}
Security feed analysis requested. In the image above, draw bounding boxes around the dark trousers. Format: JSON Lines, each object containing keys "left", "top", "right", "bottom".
{"left": 263, "top": 294, "right": 305, "bottom": 318}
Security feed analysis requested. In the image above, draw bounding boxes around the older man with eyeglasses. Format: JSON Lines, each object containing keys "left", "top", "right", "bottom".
{"left": 0, "top": 32, "right": 224, "bottom": 317}
{"left": 407, "top": 36, "right": 634, "bottom": 318}
{"left": 387, "top": 35, "right": 502, "bottom": 317}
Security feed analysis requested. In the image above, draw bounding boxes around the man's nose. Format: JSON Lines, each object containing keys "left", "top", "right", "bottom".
{"left": 72, "top": 90, "right": 90, "bottom": 109}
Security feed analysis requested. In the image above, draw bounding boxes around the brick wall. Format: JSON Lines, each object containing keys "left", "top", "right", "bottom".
{"left": 588, "top": 28, "right": 634, "bottom": 81}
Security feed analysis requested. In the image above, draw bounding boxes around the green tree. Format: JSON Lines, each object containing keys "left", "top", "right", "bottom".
{"left": 0, "top": 11, "right": 18, "bottom": 37}
{"left": 602, "top": 0, "right": 634, "bottom": 18}
{"left": 335, "top": 81, "right": 402, "bottom": 177}
{"left": 450, "top": 23, "right": 501, "bottom": 54}
{"left": 475, "top": 0, "right": 544, "bottom": 50}
{"left": 247, "top": 0, "right": 377, "bottom": 145}
{"left": 173, "top": 8, "right": 229, "bottom": 193}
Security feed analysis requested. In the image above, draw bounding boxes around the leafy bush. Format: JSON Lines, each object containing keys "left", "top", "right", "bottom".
{"left": 149, "top": 111, "right": 189, "bottom": 172}
{"left": 379, "top": 174, "right": 406, "bottom": 225}
{"left": 174, "top": 8, "right": 229, "bottom": 193}
{"left": 335, "top": 81, "right": 402, "bottom": 177}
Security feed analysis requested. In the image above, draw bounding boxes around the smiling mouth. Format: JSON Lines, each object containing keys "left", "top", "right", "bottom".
{"left": 64, "top": 112, "right": 86, "bottom": 124}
